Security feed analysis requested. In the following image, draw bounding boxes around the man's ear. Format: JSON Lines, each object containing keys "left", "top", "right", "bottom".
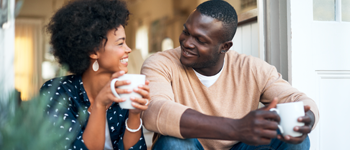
{"left": 220, "top": 41, "right": 233, "bottom": 53}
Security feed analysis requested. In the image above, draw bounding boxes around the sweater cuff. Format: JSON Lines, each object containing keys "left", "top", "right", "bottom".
{"left": 143, "top": 99, "right": 189, "bottom": 138}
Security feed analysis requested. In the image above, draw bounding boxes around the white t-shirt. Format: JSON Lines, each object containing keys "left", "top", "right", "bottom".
{"left": 193, "top": 62, "right": 224, "bottom": 88}
{"left": 87, "top": 111, "right": 113, "bottom": 149}
{"left": 104, "top": 119, "right": 113, "bottom": 150}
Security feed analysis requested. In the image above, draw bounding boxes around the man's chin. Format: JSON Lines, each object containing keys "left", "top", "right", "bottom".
{"left": 180, "top": 57, "right": 195, "bottom": 68}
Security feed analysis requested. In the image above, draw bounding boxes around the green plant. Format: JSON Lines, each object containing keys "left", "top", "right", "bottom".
{"left": 0, "top": 85, "right": 85, "bottom": 149}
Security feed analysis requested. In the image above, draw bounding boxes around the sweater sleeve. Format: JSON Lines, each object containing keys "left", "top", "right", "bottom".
{"left": 141, "top": 53, "right": 189, "bottom": 138}
{"left": 255, "top": 60, "right": 319, "bottom": 130}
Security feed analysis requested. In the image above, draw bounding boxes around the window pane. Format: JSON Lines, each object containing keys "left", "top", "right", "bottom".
{"left": 342, "top": 0, "right": 350, "bottom": 22}
{"left": 313, "top": 0, "right": 336, "bottom": 21}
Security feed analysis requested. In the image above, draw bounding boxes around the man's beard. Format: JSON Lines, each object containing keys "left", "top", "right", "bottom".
{"left": 182, "top": 51, "right": 221, "bottom": 69}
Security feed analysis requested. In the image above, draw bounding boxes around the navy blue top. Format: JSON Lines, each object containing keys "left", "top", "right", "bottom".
{"left": 40, "top": 75, "right": 147, "bottom": 150}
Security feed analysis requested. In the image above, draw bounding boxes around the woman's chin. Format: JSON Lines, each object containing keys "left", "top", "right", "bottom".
{"left": 121, "top": 67, "right": 128, "bottom": 74}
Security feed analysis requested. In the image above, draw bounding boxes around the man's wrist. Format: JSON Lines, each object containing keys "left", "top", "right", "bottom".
{"left": 227, "top": 118, "right": 240, "bottom": 140}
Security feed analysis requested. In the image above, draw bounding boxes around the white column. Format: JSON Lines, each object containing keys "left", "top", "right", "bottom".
{"left": 0, "top": 0, "right": 15, "bottom": 103}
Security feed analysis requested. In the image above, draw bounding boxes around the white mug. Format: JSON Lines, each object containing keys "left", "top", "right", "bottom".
{"left": 110, "top": 74, "right": 146, "bottom": 109}
{"left": 270, "top": 101, "right": 305, "bottom": 137}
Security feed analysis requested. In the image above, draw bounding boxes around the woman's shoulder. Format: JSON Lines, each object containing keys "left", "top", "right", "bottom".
{"left": 40, "top": 75, "right": 79, "bottom": 90}
{"left": 39, "top": 75, "right": 83, "bottom": 101}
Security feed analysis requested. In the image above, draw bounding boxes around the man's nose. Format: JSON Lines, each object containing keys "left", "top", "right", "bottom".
{"left": 183, "top": 37, "right": 195, "bottom": 49}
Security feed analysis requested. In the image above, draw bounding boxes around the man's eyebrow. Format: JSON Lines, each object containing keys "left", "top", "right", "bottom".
{"left": 182, "top": 24, "right": 206, "bottom": 39}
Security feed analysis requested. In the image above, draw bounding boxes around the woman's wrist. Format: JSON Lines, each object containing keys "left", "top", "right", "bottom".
{"left": 126, "top": 112, "right": 142, "bottom": 131}
{"left": 91, "top": 101, "right": 108, "bottom": 113}
{"left": 128, "top": 111, "right": 141, "bottom": 118}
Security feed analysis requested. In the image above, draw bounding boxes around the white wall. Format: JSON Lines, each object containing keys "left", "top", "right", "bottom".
{"left": 231, "top": 21, "right": 259, "bottom": 58}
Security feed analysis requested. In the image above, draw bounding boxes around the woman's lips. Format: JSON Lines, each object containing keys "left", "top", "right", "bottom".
{"left": 120, "top": 58, "right": 128, "bottom": 66}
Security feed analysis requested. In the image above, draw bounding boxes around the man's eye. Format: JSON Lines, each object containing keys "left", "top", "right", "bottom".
{"left": 183, "top": 30, "right": 189, "bottom": 35}
{"left": 197, "top": 38, "right": 205, "bottom": 44}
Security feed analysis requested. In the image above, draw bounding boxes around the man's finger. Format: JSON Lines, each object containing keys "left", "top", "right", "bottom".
{"left": 282, "top": 135, "right": 306, "bottom": 144}
{"left": 294, "top": 126, "right": 311, "bottom": 134}
{"left": 298, "top": 116, "right": 311, "bottom": 124}
{"left": 263, "top": 97, "right": 279, "bottom": 111}
{"left": 304, "top": 105, "right": 310, "bottom": 112}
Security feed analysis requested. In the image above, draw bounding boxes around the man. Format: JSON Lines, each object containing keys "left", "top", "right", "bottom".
{"left": 141, "top": 0, "right": 319, "bottom": 149}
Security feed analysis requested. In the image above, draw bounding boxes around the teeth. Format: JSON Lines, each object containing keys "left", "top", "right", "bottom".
{"left": 185, "top": 51, "right": 189, "bottom": 55}
{"left": 120, "top": 58, "right": 128, "bottom": 63}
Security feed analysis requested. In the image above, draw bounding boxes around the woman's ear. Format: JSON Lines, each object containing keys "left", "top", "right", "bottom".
{"left": 89, "top": 51, "right": 99, "bottom": 60}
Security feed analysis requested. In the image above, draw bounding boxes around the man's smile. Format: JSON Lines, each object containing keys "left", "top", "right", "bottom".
{"left": 181, "top": 47, "right": 198, "bottom": 58}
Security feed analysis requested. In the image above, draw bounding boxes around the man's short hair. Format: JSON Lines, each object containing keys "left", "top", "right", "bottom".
{"left": 196, "top": 0, "right": 238, "bottom": 42}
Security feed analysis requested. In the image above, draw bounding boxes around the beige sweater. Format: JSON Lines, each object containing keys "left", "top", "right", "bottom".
{"left": 141, "top": 47, "right": 319, "bottom": 150}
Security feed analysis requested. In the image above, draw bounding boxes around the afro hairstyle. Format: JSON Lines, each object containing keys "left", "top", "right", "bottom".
{"left": 46, "top": 0, "right": 129, "bottom": 75}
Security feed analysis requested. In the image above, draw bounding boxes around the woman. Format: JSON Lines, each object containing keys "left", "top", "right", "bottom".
{"left": 40, "top": 0, "right": 148, "bottom": 149}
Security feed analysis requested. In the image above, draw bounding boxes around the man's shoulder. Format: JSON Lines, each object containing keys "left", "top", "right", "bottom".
{"left": 143, "top": 47, "right": 182, "bottom": 67}
{"left": 226, "top": 50, "right": 272, "bottom": 71}
{"left": 227, "top": 50, "right": 268, "bottom": 64}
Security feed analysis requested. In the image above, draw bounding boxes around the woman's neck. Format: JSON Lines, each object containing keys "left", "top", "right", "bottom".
{"left": 82, "top": 69, "right": 112, "bottom": 104}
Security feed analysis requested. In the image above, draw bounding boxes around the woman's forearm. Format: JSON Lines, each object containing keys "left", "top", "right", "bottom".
{"left": 83, "top": 104, "right": 107, "bottom": 150}
{"left": 123, "top": 112, "right": 142, "bottom": 149}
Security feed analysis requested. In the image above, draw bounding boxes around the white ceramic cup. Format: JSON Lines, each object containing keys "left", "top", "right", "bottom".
{"left": 269, "top": 101, "right": 305, "bottom": 137}
{"left": 110, "top": 74, "right": 146, "bottom": 109}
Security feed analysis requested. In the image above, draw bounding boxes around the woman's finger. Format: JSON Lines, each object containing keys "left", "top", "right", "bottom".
{"left": 130, "top": 97, "right": 149, "bottom": 105}
{"left": 145, "top": 80, "right": 150, "bottom": 86}
{"left": 134, "top": 87, "right": 150, "bottom": 99}
{"left": 108, "top": 95, "right": 126, "bottom": 103}
{"left": 137, "top": 84, "right": 150, "bottom": 93}
{"left": 115, "top": 88, "right": 132, "bottom": 95}
{"left": 111, "top": 71, "right": 125, "bottom": 79}
{"left": 114, "top": 80, "right": 131, "bottom": 87}
{"left": 131, "top": 102, "right": 148, "bottom": 111}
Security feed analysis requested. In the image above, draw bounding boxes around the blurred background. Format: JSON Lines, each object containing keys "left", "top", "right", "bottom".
{"left": 12, "top": 0, "right": 258, "bottom": 101}
{"left": 11, "top": 1, "right": 258, "bottom": 147}
{"left": 2, "top": 0, "right": 350, "bottom": 149}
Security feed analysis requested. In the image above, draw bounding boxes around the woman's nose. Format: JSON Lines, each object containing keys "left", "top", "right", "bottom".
{"left": 125, "top": 44, "right": 131, "bottom": 53}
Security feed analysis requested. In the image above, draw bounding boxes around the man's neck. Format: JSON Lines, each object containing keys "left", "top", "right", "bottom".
{"left": 193, "top": 58, "right": 225, "bottom": 76}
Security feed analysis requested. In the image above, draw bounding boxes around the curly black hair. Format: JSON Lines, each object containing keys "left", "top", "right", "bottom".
{"left": 197, "top": 0, "right": 237, "bottom": 42}
{"left": 47, "top": 0, "right": 129, "bottom": 75}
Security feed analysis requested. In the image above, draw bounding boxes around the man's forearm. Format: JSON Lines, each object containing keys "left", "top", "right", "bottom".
{"left": 180, "top": 109, "right": 238, "bottom": 140}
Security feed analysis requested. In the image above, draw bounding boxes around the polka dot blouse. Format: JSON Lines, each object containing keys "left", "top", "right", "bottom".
{"left": 40, "top": 75, "right": 147, "bottom": 150}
